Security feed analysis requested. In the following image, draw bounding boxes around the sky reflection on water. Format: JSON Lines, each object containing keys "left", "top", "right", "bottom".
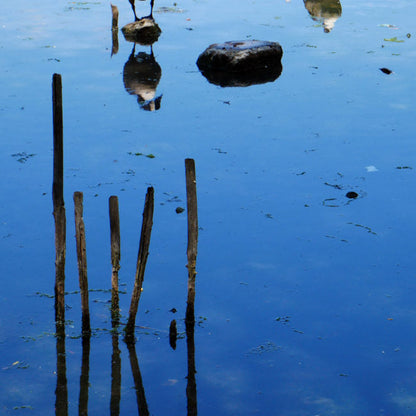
{"left": 1, "top": 0, "right": 416, "bottom": 414}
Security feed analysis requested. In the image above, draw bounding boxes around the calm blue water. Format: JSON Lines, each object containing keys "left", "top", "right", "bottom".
{"left": 1, "top": 0, "right": 416, "bottom": 414}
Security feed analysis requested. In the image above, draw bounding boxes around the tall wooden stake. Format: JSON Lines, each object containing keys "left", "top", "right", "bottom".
{"left": 74, "top": 191, "right": 91, "bottom": 335}
{"left": 52, "top": 73, "right": 66, "bottom": 326}
{"left": 125, "top": 187, "right": 155, "bottom": 340}
{"left": 185, "top": 158, "right": 198, "bottom": 416}
{"left": 185, "top": 158, "right": 198, "bottom": 322}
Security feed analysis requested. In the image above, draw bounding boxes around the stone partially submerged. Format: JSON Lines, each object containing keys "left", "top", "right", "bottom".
{"left": 196, "top": 40, "right": 283, "bottom": 87}
{"left": 122, "top": 17, "right": 161, "bottom": 45}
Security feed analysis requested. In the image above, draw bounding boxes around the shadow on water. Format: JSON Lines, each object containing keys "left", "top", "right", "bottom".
{"left": 303, "top": 0, "right": 342, "bottom": 32}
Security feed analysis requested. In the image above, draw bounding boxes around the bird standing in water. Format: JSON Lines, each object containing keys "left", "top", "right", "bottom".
{"left": 128, "top": 0, "right": 155, "bottom": 21}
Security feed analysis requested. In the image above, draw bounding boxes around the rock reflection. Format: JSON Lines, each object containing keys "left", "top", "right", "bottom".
{"left": 303, "top": 0, "right": 342, "bottom": 33}
{"left": 199, "top": 64, "right": 283, "bottom": 87}
{"left": 123, "top": 44, "right": 162, "bottom": 111}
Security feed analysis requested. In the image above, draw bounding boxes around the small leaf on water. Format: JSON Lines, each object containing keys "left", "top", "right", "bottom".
{"left": 384, "top": 37, "right": 404, "bottom": 42}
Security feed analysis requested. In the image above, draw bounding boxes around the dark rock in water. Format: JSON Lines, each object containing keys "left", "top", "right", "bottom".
{"left": 346, "top": 191, "right": 359, "bottom": 199}
{"left": 122, "top": 18, "right": 161, "bottom": 45}
{"left": 196, "top": 40, "right": 283, "bottom": 87}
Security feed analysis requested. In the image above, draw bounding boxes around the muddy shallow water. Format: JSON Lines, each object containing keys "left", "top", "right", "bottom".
{"left": 1, "top": 0, "right": 416, "bottom": 414}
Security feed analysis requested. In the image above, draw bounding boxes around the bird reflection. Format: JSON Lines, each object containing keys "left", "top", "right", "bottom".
{"left": 303, "top": 0, "right": 342, "bottom": 33}
{"left": 123, "top": 44, "right": 162, "bottom": 111}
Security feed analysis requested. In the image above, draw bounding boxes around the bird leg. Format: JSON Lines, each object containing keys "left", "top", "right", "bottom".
{"left": 128, "top": 0, "right": 139, "bottom": 21}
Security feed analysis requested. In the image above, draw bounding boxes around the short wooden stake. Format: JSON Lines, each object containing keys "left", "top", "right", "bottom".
{"left": 74, "top": 191, "right": 91, "bottom": 335}
{"left": 124, "top": 187, "right": 155, "bottom": 339}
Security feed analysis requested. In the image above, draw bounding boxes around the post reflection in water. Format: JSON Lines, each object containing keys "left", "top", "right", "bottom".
{"left": 303, "top": 0, "right": 342, "bottom": 32}
{"left": 110, "top": 331, "right": 121, "bottom": 416}
{"left": 123, "top": 44, "right": 162, "bottom": 111}
{"left": 126, "top": 341, "right": 150, "bottom": 416}
{"left": 55, "top": 322, "right": 68, "bottom": 416}
{"left": 79, "top": 335, "right": 91, "bottom": 416}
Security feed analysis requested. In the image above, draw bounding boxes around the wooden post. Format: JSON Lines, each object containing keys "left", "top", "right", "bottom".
{"left": 52, "top": 73, "right": 66, "bottom": 326}
{"left": 74, "top": 191, "right": 91, "bottom": 335}
{"left": 109, "top": 196, "right": 121, "bottom": 324}
{"left": 185, "top": 159, "right": 198, "bottom": 323}
{"left": 124, "top": 187, "right": 155, "bottom": 339}
{"left": 184, "top": 159, "right": 198, "bottom": 416}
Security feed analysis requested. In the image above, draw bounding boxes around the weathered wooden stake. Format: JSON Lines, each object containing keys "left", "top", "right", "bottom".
{"left": 52, "top": 73, "right": 66, "bottom": 326}
{"left": 184, "top": 159, "right": 198, "bottom": 416}
{"left": 109, "top": 196, "right": 121, "bottom": 324}
{"left": 124, "top": 187, "right": 155, "bottom": 339}
{"left": 74, "top": 191, "right": 91, "bottom": 335}
{"left": 185, "top": 158, "right": 198, "bottom": 323}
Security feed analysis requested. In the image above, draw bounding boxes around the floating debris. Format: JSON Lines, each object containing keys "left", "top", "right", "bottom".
{"left": 11, "top": 152, "right": 36, "bottom": 163}
{"left": 345, "top": 191, "right": 359, "bottom": 199}
{"left": 348, "top": 222, "right": 377, "bottom": 235}
{"left": 384, "top": 37, "right": 404, "bottom": 43}
{"left": 380, "top": 67, "right": 392, "bottom": 74}
{"left": 247, "top": 341, "right": 280, "bottom": 355}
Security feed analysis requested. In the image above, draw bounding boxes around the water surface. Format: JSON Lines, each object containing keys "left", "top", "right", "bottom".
{"left": 1, "top": 0, "right": 415, "bottom": 414}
